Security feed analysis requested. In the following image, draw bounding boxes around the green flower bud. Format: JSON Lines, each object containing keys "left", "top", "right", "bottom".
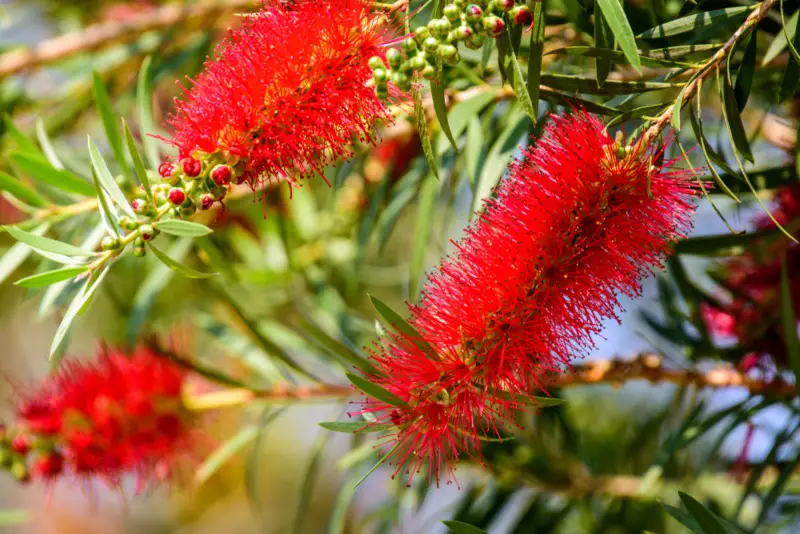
{"left": 402, "top": 38, "right": 418, "bottom": 53}
{"left": 465, "top": 33, "right": 486, "bottom": 49}
{"left": 101, "top": 236, "right": 121, "bottom": 251}
{"left": 386, "top": 48, "right": 403, "bottom": 68}
{"left": 409, "top": 54, "right": 427, "bottom": 71}
{"left": 495, "top": 0, "right": 515, "bottom": 12}
{"left": 368, "top": 55, "right": 384, "bottom": 69}
{"left": 421, "top": 64, "right": 437, "bottom": 80}
{"left": 372, "top": 67, "right": 388, "bottom": 83}
{"left": 0, "top": 448, "right": 12, "bottom": 468}
{"left": 414, "top": 26, "right": 430, "bottom": 41}
{"left": 133, "top": 246, "right": 146, "bottom": 258}
{"left": 121, "top": 217, "right": 139, "bottom": 231}
{"left": 437, "top": 43, "right": 459, "bottom": 59}
{"left": 390, "top": 71, "right": 410, "bottom": 86}
{"left": 482, "top": 15, "right": 505, "bottom": 37}
{"left": 10, "top": 461, "right": 29, "bottom": 484}
{"left": 139, "top": 224, "right": 156, "bottom": 242}
{"left": 432, "top": 18, "right": 452, "bottom": 38}
{"left": 423, "top": 36, "right": 440, "bottom": 52}
{"left": 443, "top": 4, "right": 460, "bottom": 21}
{"left": 465, "top": 4, "right": 483, "bottom": 22}
{"left": 180, "top": 204, "right": 197, "bottom": 217}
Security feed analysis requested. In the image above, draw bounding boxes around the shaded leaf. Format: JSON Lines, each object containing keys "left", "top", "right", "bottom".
{"left": 10, "top": 152, "right": 95, "bottom": 197}
{"left": 409, "top": 172, "right": 438, "bottom": 300}
{"left": 346, "top": 373, "right": 408, "bottom": 408}
{"left": 123, "top": 119, "right": 155, "bottom": 205}
{"left": 147, "top": 241, "right": 218, "bottom": 279}
{"left": 92, "top": 70, "right": 130, "bottom": 179}
{"left": 50, "top": 267, "right": 109, "bottom": 360}
{"left": 87, "top": 137, "right": 137, "bottom": 218}
{"left": 15, "top": 266, "right": 88, "bottom": 289}
{"left": 154, "top": 219, "right": 213, "bottom": 237}
{"left": 780, "top": 258, "right": 800, "bottom": 391}
{"left": 637, "top": 6, "right": 753, "bottom": 39}
{"left": 540, "top": 73, "right": 680, "bottom": 95}
{"left": 369, "top": 294, "right": 439, "bottom": 360}
{"left": 595, "top": 0, "right": 640, "bottom": 72}
{"left": 719, "top": 74, "right": 754, "bottom": 163}
{"left": 0, "top": 170, "right": 48, "bottom": 208}
{"left": 528, "top": 0, "right": 546, "bottom": 112}
{"left": 430, "top": 74, "right": 457, "bottom": 151}
{"left": 414, "top": 88, "right": 438, "bottom": 179}
{"left": 319, "top": 421, "right": 394, "bottom": 434}
{"left": 443, "top": 520, "right": 489, "bottom": 534}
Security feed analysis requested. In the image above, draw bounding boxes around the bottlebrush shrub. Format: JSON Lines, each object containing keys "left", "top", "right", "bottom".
{"left": 166, "top": 0, "right": 394, "bottom": 190}
{"left": 2, "top": 345, "right": 194, "bottom": 487}
{"left": 702, "top": 185, "right": 800, "bottom": 369}
{"left": 356, "top": 111, "right": 701, "bottom": 484}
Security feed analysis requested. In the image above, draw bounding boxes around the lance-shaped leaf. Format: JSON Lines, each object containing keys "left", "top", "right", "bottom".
{"left": 346, "top": 373, "right": 408, "bottom": 408}
{"left": 780, "top": 259, "right": 800, "bottom": 392}
{"left": 369, "top": 294, "right": 439, "bottom": 360}
{"left": 87, "top": 137, "right": 137, "bottom": 218}
{"left": 540, "top": 73, "right": 679, "bottom": 95}
{"left": 154, "top": 220, "right": 213, "bottom": 237}
{"left": 0, "top": 170, "right": 47, "bottom": 208}
{"left": 719, "top": 74, "right": 754, "bottom": 163}
{"left": 414, "top": 88, "right": 438, "bottom": 179}
{"left": 123, "top": 119, "right": 155, "bottom": 205}
{"left": 137, "top": 56, "right": 161, "bottom": 169}
{"left": 501, "top": 28, "right": 536, "bottom": 121}
{"left": 527, "top": 0, "right": 546, "bottom": 112}
{"left": 50, "top": 267, "right": 109, "bottom": 360}
{"left": 92, "top": 70, "right": 130, "bottom": 179}
{"left": 35, "top": 118, "right": 64, "bottom": 170}
{"left": 595, "top": 0, "right": 640, "bottom": 72}
{"left": 15, "top": 266, "right": 88, "bottom": 289}
{"left": 409, "top": 173, "right": 438, "bottom": 300}
{"left": 147, "top": 241, "right": 218, "bottom": 279}
{"left": 637, "top": 6, "right": 753, "bottom": 39}
{"left": 9, "top": 152, "right": 95, "bottom": 197}
{"left": 5, "top": 226, "right": 93, "bottom": 260}
{"left": 318, "top": 421, "right": 394, "bottom": 434}
{"left": 443, "top": 521, "right": 490, "bottom": 534}
{"left": 2, "top": 115, "right": 39, "bottom": 155}
{"left": 430, "top": 72, "right": 457, "bottom": 151}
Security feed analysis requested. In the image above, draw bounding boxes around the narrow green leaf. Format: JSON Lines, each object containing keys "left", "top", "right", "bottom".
{"left": 672, "top": 83, "right": 688, "bottom": 132}
{"left": 327, "top": 469, "right": 360, "bottom": 534}
{"left": 540, "top": 73, "right": 679, "bottom": 95}
{"left": 369, "top": 294, "right": 439, "bottom": 360}
{"left": 409, "top": 173, "right": 438, "bottom": 300}
{"left": 594, "top": 0, "right": 615, "bottom": 85}
{"left": 637, "top": 6, "right": 753, "bottom": 39}
{"left": 123, "top": 119, "right": 155, "bottom": 205}
{"left": 0, "top": 223, "right": 48, "bottom": 285}
{"left": 734, "top": 33, "right": 757, "bottom": 111}
{"left": 528, "top": 0, "right": 546, "bottom": 112}
{"left": 688, "top": 104, "right": 741, "bottom": 202}
{"left": 764, "top": 5, "right": 798, "bottom": 65}
{"left": 352, "top": 441, "right": 400, "bottom": 489}
{"left": 92, "top": 70, "right": 130, "bottom": 179}
{"left": 502, "top": 28, "right": 536, "bottom": 121}
{"left": 605, "top": 103, "right": 665, "bottom": 128}
{"left": 89, "top": 166, "right": 121, "bottom": 238}
{"left": 465, "top": 116, "right": 483, "bottom": 191}
{"left": 2, "top": 115, "right": 39, "bottom": 154}
{"left": 5, "top": 226, "right": 92, "bottom": 258}
{"left": 443, "top": 520, "right": 490, "bottom": 534}
{"left": 663, "top": 503, "right": 704, "bottom": 533}
{"left": 50, "top": 267, "right": 109, "bottom": 360}
{"left": 154, "top": 219, "right": 213, "bottom": 237}
{"left": 196, "top": 425, "right": 259, "bottom": 485}
{"left": 346, "top": 373, "right": 408, "bottom": 408}
{"left": 474, "top": 115, "right": 530, "bottom": 211}
{"left": 414, "top": 88, "right": 438, "bottom": 179}
{"left": 781, "top": 0, "right": 800, "bottom": 64}
{"left": 547, "top": 46, "right": 695, "bottom": 68}
{"left": 147, "top": 242, "right": 218, "bottom": 279}
{"left": 137, "top": 56, "right": 161, "bottom": 169}
{"left": 290, "top": 432, "right": 328, "bottom": 534}
{"left": 539, "top": 88, "right": 619, "bottom": 116}
{"left": 430, "top": 75, "right": 457, "bottom": 151}
{"left": 719, "top": 75, "right": 754, "bottom": 163}
{"left": 447, "top": 92, "right": 495, "bottom": 140}
{"left": 87, "top": 137, "right": 137, "bottom": 218}
{"left": 35, "top": 118, "right": 64, "bottom": 170}
{"left": 10, "top": 152, "right": 95, "bottom": 197}
{"left": 488, "top": 389, "right": 566, "bottom": 408}
{"left": 295, "top": 315, "right": 381, "bottom": 375}
{"left": 646, "top": 44, "right": 722, "bottom": 60}
{"left": 780, "top": 259, "right": 800, "bottom": 391}
{"left": 15, "top": 266, "right": 88, "bottom": 288}
{"left": 596, "top": 0, "right": 640, "bottom": 72}
{"left": 0, "top": 170, "right": 48, "bottom": 208}
{"left": 678, "top": 492, "right": 730, "bottom": 534}
{"left": 319, "top": 421, "right": 393, "bottom": 434}
{"left": 779, "top": 0, "right": 800, "bottom": 102}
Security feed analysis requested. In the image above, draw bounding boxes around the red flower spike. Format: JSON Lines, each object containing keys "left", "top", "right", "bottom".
{"left": 357, "top": 110, "right": 701, "bottom": 484}
{"left": 15, "top": 345, "right": 194, "bottom": 487}
{"left": 166, "top": 0, "right": 394, "bottom": 190}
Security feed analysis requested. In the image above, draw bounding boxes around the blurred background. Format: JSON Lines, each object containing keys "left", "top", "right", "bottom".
{"left": 1, "top": 0, "right": 799, "bottom": 533}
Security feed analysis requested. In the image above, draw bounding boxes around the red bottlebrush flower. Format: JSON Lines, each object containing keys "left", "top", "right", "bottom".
{"left": 167, "top": 0, "right": 393, "bottom": 189}
{"left": 701, "top": 185, "right": 800, "bottom": 368}
{"left": 14, "top": 345, "right": 193, "bottom": 487}
{"left": 357, "top": 110, "right": 700, "bottom": 484}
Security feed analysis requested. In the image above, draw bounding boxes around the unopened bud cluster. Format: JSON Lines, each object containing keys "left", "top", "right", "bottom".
{"left": 99, "top": 155, "right": 239, "bottom": 259}
{"left": 369, "top": 0, "right": 533, "bottom": 95}
{"left": 0, "top": 425, "right": 62, "bottom": 484}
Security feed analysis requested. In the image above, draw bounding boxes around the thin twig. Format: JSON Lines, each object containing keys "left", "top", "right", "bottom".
{"left": 639, "top": 0, "right": 778, "bottom": 147}
{"left": 187, "top": 353, "right": 795, "bottom": 409}
{"left": 0, "top": 0, "right": 257, "bottom": 78}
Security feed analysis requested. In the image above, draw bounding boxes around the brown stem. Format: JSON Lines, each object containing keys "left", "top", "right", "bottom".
{"left": 191, "top": 353, "right": 795, "bottom": 408}
{"left": 0, "top": 0, "right": 258, "bottom": 78}
{"left": 639, "top": 0, "right": 778, "bottom": 147}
